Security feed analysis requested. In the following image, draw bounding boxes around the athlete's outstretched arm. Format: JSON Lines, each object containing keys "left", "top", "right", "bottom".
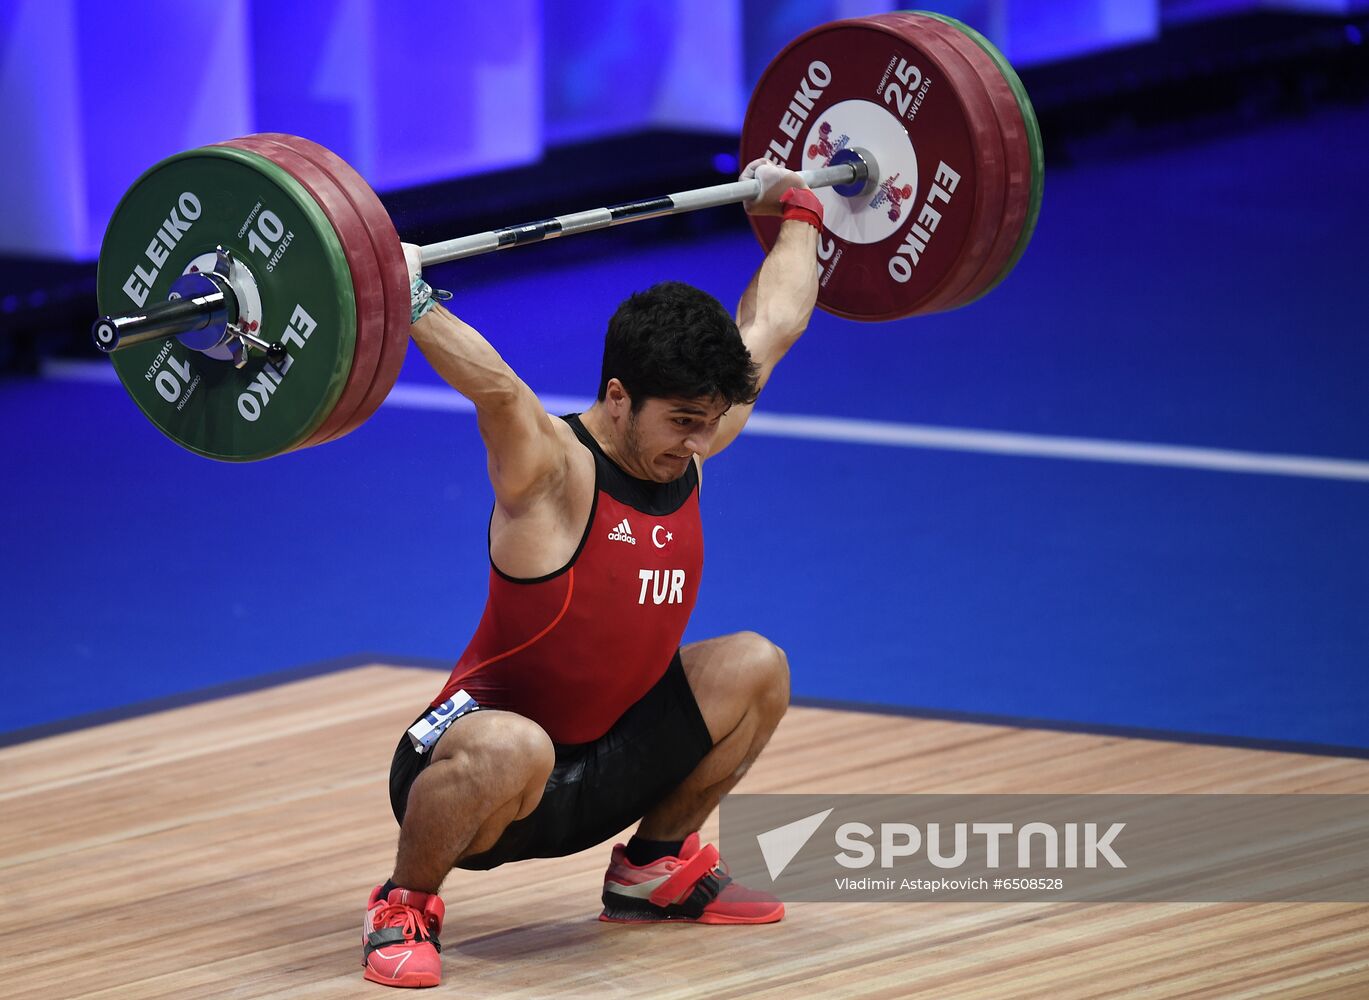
{"left": 710, "top": 164, "right": 820, "bottom": 458}
{"left": 409, "top": 298, "right": 566, "bottom": 508}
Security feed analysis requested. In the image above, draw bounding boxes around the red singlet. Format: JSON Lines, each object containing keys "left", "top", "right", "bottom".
{"left": 427, "top": 414, "right": 703, "bottom": 744}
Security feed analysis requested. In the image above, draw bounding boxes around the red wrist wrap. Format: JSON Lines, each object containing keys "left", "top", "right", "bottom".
{"left": 780, "top": 188, "right": 824, "bottom": 230}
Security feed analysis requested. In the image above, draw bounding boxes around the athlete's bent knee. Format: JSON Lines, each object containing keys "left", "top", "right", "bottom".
{"left": 435, "top": 711, "right": 554, "bottom": 795}
{"left": 735, "top": 631, "right": 790, "bottom": 715}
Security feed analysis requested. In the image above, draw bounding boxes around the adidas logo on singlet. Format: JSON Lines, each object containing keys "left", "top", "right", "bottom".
{"left": 607, "top": 518, "right": 637, "bottom": 545}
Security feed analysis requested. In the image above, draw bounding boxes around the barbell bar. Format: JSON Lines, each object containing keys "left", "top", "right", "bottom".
{"left": 92, "top": 157, "right": 872, "bottom": 355}
{"left": 419, "top": 156, "right": 873, "bottom": 267}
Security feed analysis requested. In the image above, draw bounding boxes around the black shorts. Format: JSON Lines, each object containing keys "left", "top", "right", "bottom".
{"left": 388, "top": 652, "right": 714, "bottom": 870}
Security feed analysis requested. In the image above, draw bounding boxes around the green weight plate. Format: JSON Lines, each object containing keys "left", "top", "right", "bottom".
{"left": 913, "top": 10, "right": 1044, "bottom": 299}
{"left": 97, "top": 146, "right": 357, "bottom": 461}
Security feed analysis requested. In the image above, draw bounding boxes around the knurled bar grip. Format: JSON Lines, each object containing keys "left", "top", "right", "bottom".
{"left": 93, "top": 289, "right": 229, "bottom": 354}
{"left": 419, "top": 162, "right": 867, "bottom": 266}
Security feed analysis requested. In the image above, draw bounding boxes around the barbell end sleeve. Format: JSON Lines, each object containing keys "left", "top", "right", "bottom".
{"left": 91, "top": 292, "right": 225, "bottom": 354}
{"left": 91, "top": 316, "right": 124, "bottom": 353}
{"left": 91, "top": 275, "right": 234, "bottom": 355}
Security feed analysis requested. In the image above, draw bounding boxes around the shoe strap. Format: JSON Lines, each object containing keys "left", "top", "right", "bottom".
{"left": 648, "top": 842, "right": 727, "bottom": 908}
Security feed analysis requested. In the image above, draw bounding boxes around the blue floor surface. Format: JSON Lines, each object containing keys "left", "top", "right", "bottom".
{"left": 4, "top": 102, "right": 1368, "bottom": 749}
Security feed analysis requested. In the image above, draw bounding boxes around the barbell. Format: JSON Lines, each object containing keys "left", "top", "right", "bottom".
{"left": 91, "top": 11, "right": 1042, "bottom": 462}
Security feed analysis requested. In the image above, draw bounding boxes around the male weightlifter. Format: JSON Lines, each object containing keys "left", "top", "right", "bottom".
{"left": 362, "top": 160, "right": 825, "bottom": 989}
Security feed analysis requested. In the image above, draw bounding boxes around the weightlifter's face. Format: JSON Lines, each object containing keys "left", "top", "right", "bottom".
{"left": 625, "top": 395, "right": 730, "bottom": 481}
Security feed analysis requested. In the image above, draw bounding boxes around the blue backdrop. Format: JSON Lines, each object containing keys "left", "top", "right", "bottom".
{"left": 5, "top": 0, "right": 1367, "bottom": 258}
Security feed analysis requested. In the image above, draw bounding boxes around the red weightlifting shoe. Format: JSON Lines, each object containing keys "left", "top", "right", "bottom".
{"left": 600, "top": 832, "right": 784, "bottom": 924}
{"left": 362, "top": 885, "right": 444, "bottom": 988}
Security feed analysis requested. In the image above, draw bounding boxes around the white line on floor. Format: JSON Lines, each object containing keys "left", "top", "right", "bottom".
{"left": 44, "top": 360, "right": 1369, "bottom": 482}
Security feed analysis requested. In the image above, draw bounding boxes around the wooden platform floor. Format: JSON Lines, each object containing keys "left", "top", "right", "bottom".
{"left": 3, "top": 664, "right": 1368, "bottom": 999}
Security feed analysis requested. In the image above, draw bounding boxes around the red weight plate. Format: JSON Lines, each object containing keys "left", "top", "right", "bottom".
{"left": 220, "top": 136, "right": 385, "bottom": 450}
{"left": 893, "top": 13, "right": 1031, "bottom": 311}
{"left": 740, "top": 17, "right": 1007, "bottom": 321}
{"left": 861, "top": 13, "right": 1009, "bottom": 315}
{"left": 263, "top": 134, "right": 410, "bottom": 444}
{"left": 914, "top": 10, "right": 1045, "bottom": 301}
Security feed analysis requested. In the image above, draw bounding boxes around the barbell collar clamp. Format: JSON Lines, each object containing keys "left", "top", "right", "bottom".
{"left": 232, "top": 326, "right": 288, "bottom": 366}
{"left": 829, "top": 147, "right": 878, "bottom": 199}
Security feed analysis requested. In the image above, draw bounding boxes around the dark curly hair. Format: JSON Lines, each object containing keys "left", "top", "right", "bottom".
{"left": 597, "top": 281, "right": 760, "bottom": 412}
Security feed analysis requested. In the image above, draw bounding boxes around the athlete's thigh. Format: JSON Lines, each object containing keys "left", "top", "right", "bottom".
{"left": 459, "top": 654, "right": 712, "bottom": 868}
